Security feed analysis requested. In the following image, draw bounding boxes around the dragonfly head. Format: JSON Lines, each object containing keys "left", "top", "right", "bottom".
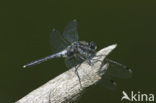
{"left": 88, "top": 41, "right": 97, "bottom": 50}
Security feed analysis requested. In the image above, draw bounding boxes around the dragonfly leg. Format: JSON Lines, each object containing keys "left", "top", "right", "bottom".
{"left": 75, "top": 64, "right": 83, "bottom": 89}
{"left": 87, "top": 56, "right": 103, "bottom": 66}
{"left": 87, "top": 59, "right": 93, "bottom": 66}
{"left": 91, "top": 58, "right": 103, "bottom": 64}
{"left": 89, "top": 54, "right": 109, "bottom": 65}
{"left": 78, "top": 55, "right": 91, "bottom": 65}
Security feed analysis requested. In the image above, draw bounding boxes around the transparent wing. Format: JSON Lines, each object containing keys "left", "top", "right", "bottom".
{"left": 64, "top": 56, "right": 84, "bottom": 69}
{"left": 97, "top": 64, "right": 117, "bottom": 90}
{"left": 105, "top": 58, "right": 133, "bottom": 78}
{"left": 50, "top": 29, "right": 70, "bottom": 53}
{"left": 63, "top": 19, "right": 79, "bottom": 43}
{"left": 97, "top": 59, "right": 132, "bottom": 90}
{"left": 100, "top": 75, "right": 117, "bottom": 90}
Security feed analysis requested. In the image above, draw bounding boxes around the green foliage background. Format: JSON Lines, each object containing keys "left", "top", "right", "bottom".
{"left": 0, "top": 0, "right": 155, "bottom": 102}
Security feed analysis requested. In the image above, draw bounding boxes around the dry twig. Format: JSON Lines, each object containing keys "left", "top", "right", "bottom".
{"left": 16, "top": 44, "right": 117, "bottom": 103}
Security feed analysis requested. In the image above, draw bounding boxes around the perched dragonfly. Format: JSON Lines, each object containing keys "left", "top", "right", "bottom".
{"left": 23, "top": 20, "right": 132, "bottom": 89}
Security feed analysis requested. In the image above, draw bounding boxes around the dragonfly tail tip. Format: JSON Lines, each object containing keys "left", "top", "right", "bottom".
{"left": 23, "top": 65, "right": 26, "bottom": 68}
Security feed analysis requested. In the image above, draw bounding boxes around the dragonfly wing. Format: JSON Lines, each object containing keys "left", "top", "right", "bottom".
{"left": 50, "top": 29, "right": 70, "bottom": 53}
{"left": 97, "top": 59, "right": 132, "bottom": 90}
{"left": 63, "top": 19, "right": 79, "bottom": 43}
{"left": 64, "top": 56, "right": 84, "bottom": 69}
{"left": 105, "top": 59, "right": 133, "bottom": 78}
{"left": 99, "top": 72, "right": 117, "bottom": 90}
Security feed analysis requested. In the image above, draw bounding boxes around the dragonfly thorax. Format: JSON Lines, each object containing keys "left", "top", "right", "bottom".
{"left": 66, "top": 41, "right": 97, "bottom": 59}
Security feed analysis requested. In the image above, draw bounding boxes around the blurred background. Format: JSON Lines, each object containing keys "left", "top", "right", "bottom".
{"left": 0, "top": 0, "right": 156, "bottom": 103}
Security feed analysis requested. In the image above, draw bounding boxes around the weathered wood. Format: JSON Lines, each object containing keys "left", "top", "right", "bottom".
{"left": 16, "top": 44, "right": 117, "bottom": 103}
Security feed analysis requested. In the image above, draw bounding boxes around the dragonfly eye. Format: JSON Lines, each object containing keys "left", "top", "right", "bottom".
{"left": 89, "top": 41, "right": 97, "bottom": 50}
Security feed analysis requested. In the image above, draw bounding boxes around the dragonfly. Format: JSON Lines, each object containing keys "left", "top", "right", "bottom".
{"left": 23, "top": 20, "right": 132, "bottom": 89}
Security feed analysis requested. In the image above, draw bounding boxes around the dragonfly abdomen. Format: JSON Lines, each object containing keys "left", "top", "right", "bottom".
{"left": 23, "top": 50, "right": 67, "bottom": 68}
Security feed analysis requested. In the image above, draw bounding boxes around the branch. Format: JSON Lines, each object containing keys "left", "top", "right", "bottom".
{"left": 16, "top": 44, "right": 117, "bottom": 103}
